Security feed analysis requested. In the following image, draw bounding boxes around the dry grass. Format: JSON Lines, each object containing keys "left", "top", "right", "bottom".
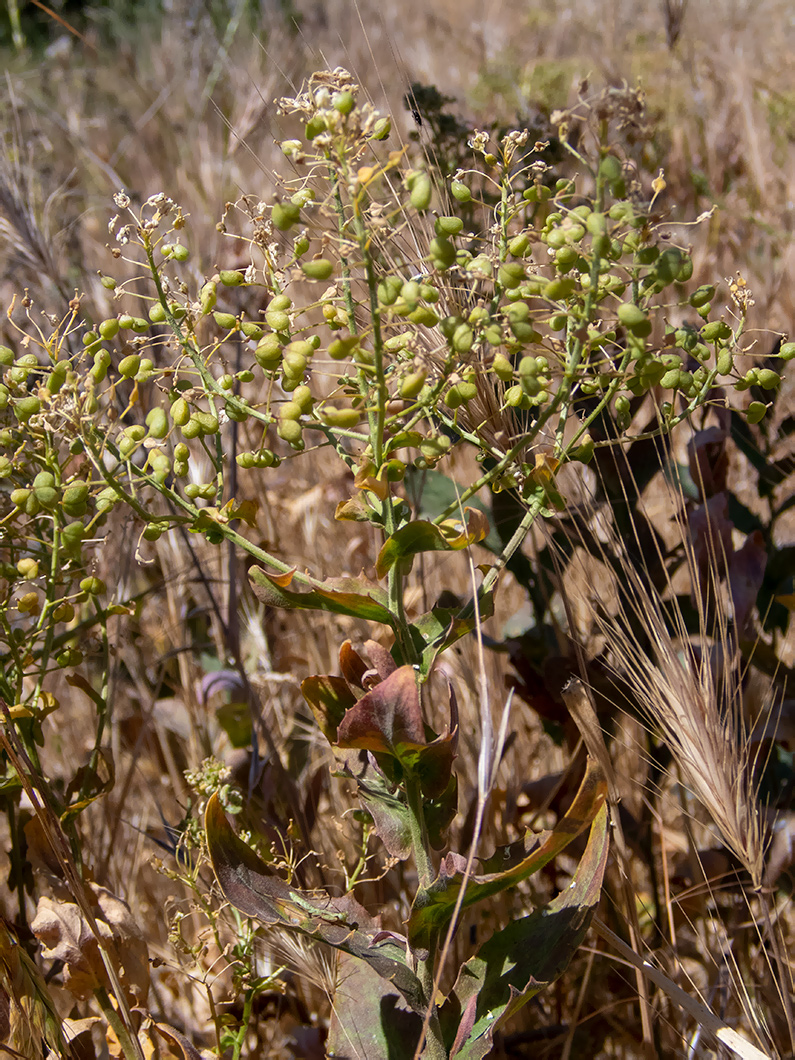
{"left": 0, "top": 1, "right": 793, "bottom": 1057}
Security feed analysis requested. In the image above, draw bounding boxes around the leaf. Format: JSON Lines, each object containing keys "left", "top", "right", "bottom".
{"left": 336, "top": 666, "right": 457, "bottom": 797}
{"left": 376, "top": 510, "right": 489, "bottom": 578}
{"left": 30, "top": 886, "right": 149, "bottom": 1005}
{"left": 327, "top": 951, "right": 422, "bottom": 1059}
{"left": 301, "top": 675, "right": 356, "bottom": 744}
{"left": 61, "top": 748, "right": 115, "bottom": 824}
{"left": 205, "top": 793, "right": 428, "bottom": 1013}
{"left": 730, "top": 530, "right": 767, "bottom": 633}
{"left": 249, "top": 566, "right": 395, "bottom": 625}
{"left": 403, "top": 467, "right": 503, "bottom": 554}
{"left": 412, "top": 583, "right": 496, "bottom": 678}
{"left": 336, "top": 666, "right": 425, "bottom": 754}
{"left": 407, "top": 758, "right": 607, "bottom": 952}
{"left": 442, "top": 803, "right": 609, "bottom": 1058}
{"left": 153, "top": 1022, "right": 203, "bottom": 1060}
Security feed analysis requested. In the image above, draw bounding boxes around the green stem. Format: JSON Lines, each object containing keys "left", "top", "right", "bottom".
{"left": 95, "top": 987, "right": 143, "bottom": 1060}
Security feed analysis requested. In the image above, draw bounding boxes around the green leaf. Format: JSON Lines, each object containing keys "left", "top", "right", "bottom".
{"left": 205, "top": 793, "right": 428, "bottom": 1013}
{"left": 301, "top": 675, "right": 356, "bottom": 743}
{"left": 249, "top": 566, "right": 395, "bottom": 625}
{"left": 376, "top": 510, "right": 489, "bottom": 578}
{"left": 408, "top": 759, "right": 607, "bottom": 952}
{"left": 336, "top": 666, "right": 457, "bottom": 798}
{"left": 327, "top": 952, "right": 423, "bottom": 1059}
{"left": 442, "top": 803, "right": 610, "bottom": 1058}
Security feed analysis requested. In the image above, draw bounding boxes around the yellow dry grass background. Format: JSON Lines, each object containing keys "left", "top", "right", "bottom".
{"left": 0, "top": 0, "right": 793, "bottom": 1056}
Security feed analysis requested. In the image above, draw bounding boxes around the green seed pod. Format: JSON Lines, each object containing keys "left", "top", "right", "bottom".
{"left": 170, "top": 397, "right": 190, "bottom": 426}
{"left": 484, "top": 324, "right": 503, "bottom": 346}
{"left": 510, "top": 319, "right": 540, "bottom": 344}
{"left": 689, "top": 284, "right": 716, "bottom": 308}
{"left": 778, "top": 341, "right": 795, "bottom": 361}
{"left": 266, "top": 307, "right": 290, "bottom": 330}
{"left": 149, "top": 451, "right": 170, "bottom": 474}
{"left": 321, "top": 406, "right": 362, "bottom": 428}
{"left": 173, "top": 460, "right": 189, "bottom": 478}
{"left": 220, "top": 270, "right": 245, "bottom": 287}
{"left": 213, "top": 312, "right": 238, "bottom": 331}
{"left": 452, "top": 323, "right": 474, "bottom": 353}
{"left": 757, "top": 368, "right": 781, "bottom": 389}
{"left": 18, "top": 591, "right": 39, "bottom": 619}
{"left": 172, "top": 244, "right": 189, "bottom": 262}
{"left": 277, "top": 418, "right": 303, "bottom": 446}
{"left": 617, "top": 302, "right": 652, "bottom": 337}
{"left": 435, "top": 215, "right": 463, "bottom": 237}
{"left": 599, "top": 153, "right": 623, "bottom": 184}
{"left": 62, "top": 483, "right": 89, "bottom": 509}
{"left": 409, "top": 306, "right": 440, "bottom": 327}
{"left": 378, "top": 276, "right": 403, "bottom": 306}
{"left": 716, "top": 348, "right": 733, "bottom": 375}
{"left": 255, "top": 335, "right": 283, "bottom": 369}
{"left": 508, "top": 233, "right": 530, "bottom": 257}
{"left": 118, "top": 314, "right": 136, "bottom": 330}
{"left": 451, "top": 180, "right": 471, "bottom": 203}
{"left": 545, "top": 228, "right": 567, "bottom": 250}
{"left": 272, "top": 201, "right": 300, "bottom": 230}
{"left": 10, "top": 488, "right": 30, "bottom": 508}
{"left": 146, "top": 407, "right": 169, "bottom": 439}
{"left": 173, "top": 442, "right": 189, "bottom": 462}
{"left": 181, "top": 417, "right": 202, "bottom": 439}
{"left": 61, "top": 521, "right": 85, "bottom": 548}
{"left": 746, "top": 401, "right": 767, "bottom": 424}
{"left": 282, "top": 353, "right": 307, "bottom": 382}
{"left": 655, "top": 247, "right": 683, "bottom": 285}
{"left": 237, "top": 452, "right": 256, "bottom": 469}
{"left": 328, "top": 336, "right": 360, "bottom": 360}
{"left": 543, "top": 277, "right": 576, "bottom": 301}
{"left": 14, "top": 396, "right": 40, "bottom": 422}
{"left": 99, "top": 318, "right": 120, "bottom": 340}
{"left": 332, "top": 89, "right": 355, "bottom": 114}
{"left": 100, "top": 274, "right": 117, "bottom": 289}
{"left": 200, "top": 281, "right": 218, "bottom": 315}
{"left": 492, "top": 353, "right": 513, "bottom": 381}
{"left": 701, "top": 320, "right": 732, "bottom": 342}
{"left": 548, "top": 313, "right": 568, "bottom": 331}
{"left": 371, "top": 116, "right": 391, "bottom": 140}
{"left": 80, "top": 576, "right": 106, "bottom": 596}
{"left": 400, "top": 370, "right": 427, "bottom": 399}
{"left": 240, "top": 321, "right": 264, "bottom": 341}
{"left": 130, "top": 317, "right": 148, "bottom": 333}
{"left": 46, "top": 362, "right": 68, "bottom": 394}
{"left": 429, "top": 236, "right": 456, "bottom": 270}
{"left": 95, "top": 486, "right": 119, "bottom": 512}
{"left": 280, "top": 400, "right": 303, "bottom": 421}
{"left": 135, "top": 358, "right": 155, "bottom": 382}
{"left": 586, "top": 212, "right": 607, "bottom": 237}
{"left": 118, "top": 354, "right": 140, "bottom": 378}
{"left": 499, "top": 262, "right": 525, "bottom": 290}
{"left": 194, "top": 412, "right": 219, "bottom": 435}
{"left": 444, "top": 385, "right": 466, "bottom": 409}
{"left": 291, "top": 385, "right": 314, "bottom": 412}
{"left": 118, "top": 436, "right": 138, "bottom": 458}
{"left": 301, "top": 259, "right": 334, "bottom": 281}
{"left": 57, "top": 648, "right": 83, "bottom": 668}
{"left": 409, "top": 171, "right": 432, "bottom": 211}
{"left": 90, "top": 349, "right": 111, "bottom": 383}
{"left": 504, "top": 385, "right": 526, "bottom": 407}
{"left": 555, "top": 246, "right": 578, "bottom": 271}
{"left": 24, "top": 493, "right": 41, "bottom": 516}
{"left": 149, "top": 304, "right": 167, "bottom": 324}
